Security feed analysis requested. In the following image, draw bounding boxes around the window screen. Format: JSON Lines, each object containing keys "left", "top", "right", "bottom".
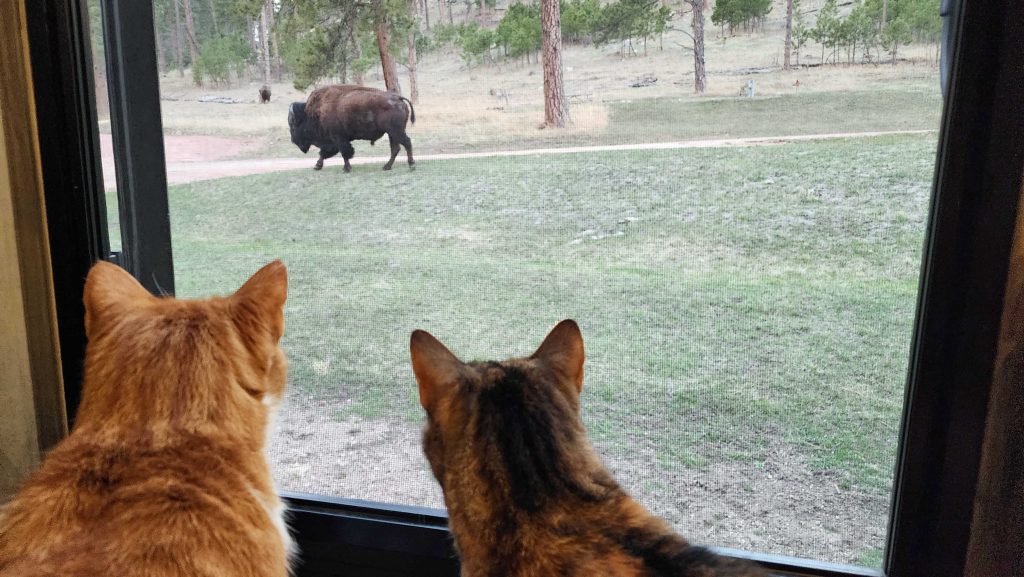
{"left": 102, "top": 0, "right": 945, "bottom": 568}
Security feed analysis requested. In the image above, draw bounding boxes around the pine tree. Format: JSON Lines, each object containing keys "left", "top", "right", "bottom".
{"left": 541, "top": 0, "right": 570, "bottom": 127}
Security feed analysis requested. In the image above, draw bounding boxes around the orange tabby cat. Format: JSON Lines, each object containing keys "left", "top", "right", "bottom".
{"left": 411, "top": 320, "right": 767, "bottom": 577}
{"left": 0, "top": 261, "right": 293, "bottom": 577}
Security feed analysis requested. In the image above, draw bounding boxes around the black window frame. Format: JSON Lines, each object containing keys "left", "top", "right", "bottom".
{"left": 25, "top": 0, "right": 1024, "bottom": 575}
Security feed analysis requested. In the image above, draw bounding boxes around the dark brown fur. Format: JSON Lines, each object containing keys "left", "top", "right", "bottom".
{"left": 259, "top": 84, "right": 271, "bottom": 103}
{"left": 288, "top": 84, "right": 415, "bottom": 172}
{"left": 411, "top": 320, "right": 767, "bottom": 577}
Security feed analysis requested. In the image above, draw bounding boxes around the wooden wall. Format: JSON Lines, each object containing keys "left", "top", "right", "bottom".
{"left": 0, "top": 0, "right": 66, "bottom": 501}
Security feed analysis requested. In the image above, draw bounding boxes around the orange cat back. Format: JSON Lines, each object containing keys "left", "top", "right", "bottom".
{"left": 0, "top": 261, "right": 292, "bottom": 577}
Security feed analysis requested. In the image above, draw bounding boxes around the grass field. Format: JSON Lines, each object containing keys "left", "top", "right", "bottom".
{"left": 169, "top": 133, "right": 935, "bottom": 499}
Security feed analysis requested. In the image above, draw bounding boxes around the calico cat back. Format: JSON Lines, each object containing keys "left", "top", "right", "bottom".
{"left": 411, "top": 320, "right": 766, "bottom": 577}
{"left": 0, "top": 261, "right": 293, "bottom": 577}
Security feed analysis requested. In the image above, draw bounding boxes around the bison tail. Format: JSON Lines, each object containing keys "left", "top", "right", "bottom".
{"left": 400, "top": 96, "right": 416, "bottom": 125}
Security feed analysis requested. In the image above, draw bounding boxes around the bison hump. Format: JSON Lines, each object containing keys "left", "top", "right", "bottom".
{"left": 306, "top": 84, "right": 387, "bottom": 119}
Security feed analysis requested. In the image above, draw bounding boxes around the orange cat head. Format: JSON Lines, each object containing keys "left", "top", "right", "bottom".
{"left": 75, "top": 260, "right": 288, "bottom": 446}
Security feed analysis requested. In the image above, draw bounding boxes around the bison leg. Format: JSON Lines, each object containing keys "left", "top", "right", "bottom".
{"left": 383, "top": 137, "right": 400, "bottom": 171}
{"left": 315, "top": 147, "right": 338, "bottom": 171}
{"left": 400, "top": 133, "right": 415, "bottom": 170}
{"left": 339, "top": 141, "right": 355, "bottom": 173}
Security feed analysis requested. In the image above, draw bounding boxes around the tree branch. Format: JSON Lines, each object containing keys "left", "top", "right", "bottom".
{"left": 673, "top": 40, "right": 695, "bottom": 53}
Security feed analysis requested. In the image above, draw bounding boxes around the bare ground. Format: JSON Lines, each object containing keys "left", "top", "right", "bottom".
{"left": 101, "top": 129, "right": 933, "bottom": 188}
{"left": 267, "top": 393, "right": 887, "bottom": 566}
{"left": 99, "top": 133, "right": 260, "bottom": 190}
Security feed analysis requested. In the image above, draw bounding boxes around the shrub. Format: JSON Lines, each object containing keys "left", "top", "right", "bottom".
{"left": 193, "top": 35, "right": 251, "bottom": 86}
{"left": 496, "top": 2, "right": 542, "bottom": 60}
{"left": 561, "top": 0, "right": 602, "bottom": 43}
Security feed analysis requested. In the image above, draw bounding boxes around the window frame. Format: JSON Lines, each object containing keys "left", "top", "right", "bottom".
{"left": 25, "top": 0, "right": 1024, "bottom": 575}
{"left": 97, "top": 0, "right": 175, "bottom": 294}
{"left": 25, "top": 0, "right": 110, "bottom": 430}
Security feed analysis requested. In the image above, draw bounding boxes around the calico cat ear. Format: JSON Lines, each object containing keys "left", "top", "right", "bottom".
{"left": 83, "top": 261, "right": 152, "bottom": 337}
{"left": 231, "top": 260, "right": 288, "bottom": 342}
{"left": 531, "top": 319, "right": 585, "bottom": 393}
{"left": 410, "top": 330, "right": 464, "bottom": 412}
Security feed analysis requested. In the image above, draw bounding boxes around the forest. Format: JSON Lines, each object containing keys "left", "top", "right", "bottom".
{"left": 92, "top": 0, "right": 942, "bottom": 102}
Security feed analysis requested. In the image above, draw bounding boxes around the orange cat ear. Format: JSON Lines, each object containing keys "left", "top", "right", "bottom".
{"left": 83, "top": 261, "right": 152, "bottom": 337}
{"left": 531, "top": 319, "right": 585, "bottom": 393}
{"left": 231, "top": 260, "right": 288, "bottom": 342}
{"left": 410, "top": 330, "right": 464, "bottom": 412}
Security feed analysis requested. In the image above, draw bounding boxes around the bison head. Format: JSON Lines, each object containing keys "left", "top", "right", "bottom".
{"left": 288, "top": 102, "right": 312, "bottom": 154}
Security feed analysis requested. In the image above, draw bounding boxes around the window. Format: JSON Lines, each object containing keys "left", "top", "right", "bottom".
{"left": 26, "top": 1, "right": 1024, "bottom": 576}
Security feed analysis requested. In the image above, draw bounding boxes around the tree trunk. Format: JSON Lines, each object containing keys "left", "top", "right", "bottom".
{"left": 182, "top": 0, "right": 200, "bottom": 84}
{"left": 155, "top": 19, "right": 166, "bottom": 73}
{"left": 172, "top": 0, "right": 184, "bottom": 77}
{"left": 691, "top": 0, "right": 707, "bottom": 93}
{"left": 247, "top": 16, "right": 258, "bottom": 80}
{"left": 352, "top": 34, "right": 364, "bottom": 85}
{"left": 783, "top": 0, "right": 793, "bottom": 70}
{"left": 448, "top": 0, "right": 454, "bottom": 25}
{"left": 422, "top": 0, "right": 431, "bottom": 31}
{"left": 267, "top": 0, "right": 281, "bottom": 80}
{"left": 208, "top": 0, "right": 219, "bottom": 35}
{"left": 260, "top": 3, "right": 271, "bottom": 86}
{"left": 246, "top": 16, "right": 258, "bottom": 61}
{"left": 374, "top": 0, "right": 402, "bottom": 93}
{"left": 540, "top": 0, "right": 569, "bottom": 127}
{"left": 407, "top": 10, "right": 419, "bottom": 103}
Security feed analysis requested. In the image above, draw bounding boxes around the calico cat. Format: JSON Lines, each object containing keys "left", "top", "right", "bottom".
{"left": 0, "top": 261, "right": 293, "bottom": 577}
{"left": 410, "top": 320, "right": 767, "bottom": 577}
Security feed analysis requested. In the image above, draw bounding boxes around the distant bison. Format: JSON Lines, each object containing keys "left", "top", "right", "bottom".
{"left": 259, "top": 85, "right": 271, "bottom": 103}
{"left": 288, "top": 85, "right": 415, "bottom": 172}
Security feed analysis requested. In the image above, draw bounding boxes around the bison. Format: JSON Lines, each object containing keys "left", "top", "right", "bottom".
{"left": 258, "top": 84, "right": 271, "bottom": 103}
{"left": 288, "top": 85, "right": 415, "bottom": 173}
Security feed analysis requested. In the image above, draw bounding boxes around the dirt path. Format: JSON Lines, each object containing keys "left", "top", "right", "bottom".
{"left": 99, "top": 129, "right": 935, "bottom": 189}
{"left": 99, "top": 133, "right": 260, "bottom": 189}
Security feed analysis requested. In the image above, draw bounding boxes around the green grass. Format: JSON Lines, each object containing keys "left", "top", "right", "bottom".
{"left": 600, "top": 86, "right": 942, "bottom": 144}
{"left": 169, "top": 133, "right": 935, "bottom": 495}
{"left": 856, "top": 547, "right": 886, "bottom": 568}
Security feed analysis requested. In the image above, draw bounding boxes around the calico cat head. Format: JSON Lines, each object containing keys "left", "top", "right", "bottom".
{"left": 411, "top": 322, "right": 769, "bottom": 577}
{"left": 411, "top": 321, "right": 769, "bottom": 577}
{"left": 75, "top": 260, "right": 288, "bottom": 444}
{"left": 410, "top": 320, "right": 615, "bottom": 515}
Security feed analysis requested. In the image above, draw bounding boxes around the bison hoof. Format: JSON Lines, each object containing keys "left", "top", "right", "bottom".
{"left": 408, "top": 164, "right": 416, "bottom": 171}
{"left": 314, "top": 164, "right": 323, "bottom": 171}
{"left": 343, "top": 166, "right": 351, "bottom": 173}
{"left": 382, "top": 165, "right": 394, "bottom": 171}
